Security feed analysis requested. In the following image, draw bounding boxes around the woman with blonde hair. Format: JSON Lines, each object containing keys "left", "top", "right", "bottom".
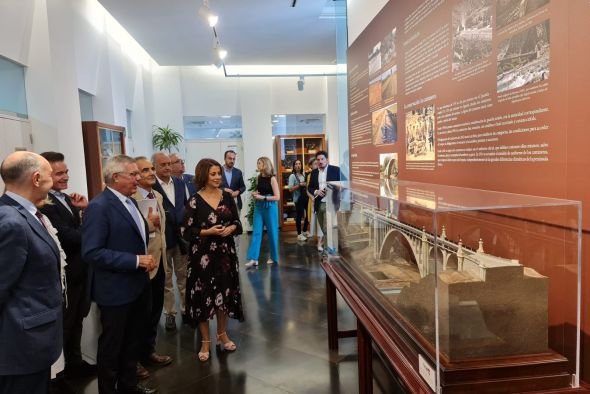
{"left": 245, "top": 157, "right": 281, "bottom": 267}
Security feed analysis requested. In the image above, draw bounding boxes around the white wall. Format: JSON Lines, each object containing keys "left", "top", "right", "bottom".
{"left": 347, "top": 0, "right": 388, "bottom": 46}
{"left": 0, "top": 0, "right": 343, "bottom": 361}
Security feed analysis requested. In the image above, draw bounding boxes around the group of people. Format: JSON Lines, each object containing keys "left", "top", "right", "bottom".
{"left": 0, "top": 147, "right": 340, "bottom": 394}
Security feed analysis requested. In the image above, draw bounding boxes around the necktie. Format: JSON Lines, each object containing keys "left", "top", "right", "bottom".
{"left": 125, "top": 198, "right": 145, "bottom": 244}
{"left": 147, "top": 192, "right": 155, "bottom": 199}
{"left": 35, "top": 211, "right": 47, "bottom": 229}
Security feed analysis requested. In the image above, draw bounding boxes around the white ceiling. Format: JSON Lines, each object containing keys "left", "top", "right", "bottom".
{"left": 97, "top": 0, "right": 340, "bottom": 66}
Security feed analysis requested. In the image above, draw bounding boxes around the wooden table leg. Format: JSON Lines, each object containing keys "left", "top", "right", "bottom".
{"left": 357, "top": 320, "right": 373, "bottom": 394}
{"left": 326, "top": 274, "right": 338, "bottom": 351}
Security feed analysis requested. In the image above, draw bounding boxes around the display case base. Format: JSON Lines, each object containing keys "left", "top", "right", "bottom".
{"left": 322, "top": 260, "right": 588, "bottom": 394}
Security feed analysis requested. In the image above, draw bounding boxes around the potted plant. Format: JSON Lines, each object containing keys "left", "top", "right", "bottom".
{"left": 152, "top": 124, "right": 183, "bottom": 153}
{"left": 246, "top": 174, "right": 258, "bottom": 227}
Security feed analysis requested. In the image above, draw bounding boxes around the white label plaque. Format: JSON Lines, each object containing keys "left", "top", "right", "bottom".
{"left": 418, "top": 354, "right": 436, "bottom": 392}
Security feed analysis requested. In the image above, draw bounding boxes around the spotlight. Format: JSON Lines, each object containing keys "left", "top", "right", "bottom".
{"left": 198, "top": 0, "right": 218, "bottom": 27}
{"left": 207, "top": 14, "right": 218, "bottom": 27}
{"left": 297, "top": 76, "right": 305, "bottom": 91}
{"left": 218, "top": 48, "right": 228, "bottom": 60}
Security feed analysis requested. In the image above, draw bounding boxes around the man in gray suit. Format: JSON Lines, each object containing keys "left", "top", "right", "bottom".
{"left": 0, "top": 151, "right": 62, "bottom": 394}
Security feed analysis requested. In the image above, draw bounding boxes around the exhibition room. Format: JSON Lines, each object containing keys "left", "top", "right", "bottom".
{"left": 1, "top": 0, "right": 590, "bottom": 393}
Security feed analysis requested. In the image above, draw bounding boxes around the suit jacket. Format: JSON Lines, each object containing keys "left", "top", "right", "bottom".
{"left": 0, "top": 194, "right": 63, "bottom": 375}
{"left": 41, "top": 193, "right": 85, "bottom": 283}
{"left": 308, "top": 164, "right": 341, "bottom": 213}
{"left": 181, "top": 173, "right": 197, "bottom": 196}
{"left": 131, "top": 189, "right": 167, "bottom": 280}
{"left": 221, "top": 167, "right": 246, "bottom": 209}
{"left": 81, "top": 188, "right": 150, "bottom": 306}
{"left": 153, "top": 177, "right": 187, "bottom": 250}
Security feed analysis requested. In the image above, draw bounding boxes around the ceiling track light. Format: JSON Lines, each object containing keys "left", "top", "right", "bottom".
{"left": 200, "top": 0, "right": 227, "bottom": 76}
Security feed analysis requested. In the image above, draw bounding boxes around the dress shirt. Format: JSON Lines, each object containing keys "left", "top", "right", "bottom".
{"left": 318, "top": 166, "right": 328, "bottom": 203}
{"left": 107, "top": 187, "right": 145, "bottom": 265}
{"left": 5, "top": 191, "right": 41, "bottom": 224}
{"left": 49, "top": 189, "right": 73, "bottom": 215}
{"left": 224, "top": 166, "right": 233, "bottom": 187}
{"left": 157, "top": 176, "right": 176, "bottom": 206}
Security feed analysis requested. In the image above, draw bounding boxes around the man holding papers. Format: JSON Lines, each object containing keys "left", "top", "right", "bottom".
{"left": 131, "top": 156, "right": 172, "bottom": 378}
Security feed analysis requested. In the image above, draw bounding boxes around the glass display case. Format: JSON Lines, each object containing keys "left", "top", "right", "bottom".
{"left": 82, "top": 121, "right": 126, "bottom": 199}
{"left": 323, "top": 180, "right": 581, "bottom": 393}
{"left": 275, "top": 134, "right": 325, "bottom": 229}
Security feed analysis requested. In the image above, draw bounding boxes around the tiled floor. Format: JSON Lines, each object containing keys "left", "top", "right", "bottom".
{"left": 67, "top": 232, "right": 399, "bottom": 393}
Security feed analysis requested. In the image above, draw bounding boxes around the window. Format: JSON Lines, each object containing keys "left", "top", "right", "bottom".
{"left": 126, "top": 109, "right": 132, "bottom": 139}
{"left": 78, "top": 90, "right": 94, "bottom": 121}
{"left": 0, "top": 56, "right": 28, "bottom": 118}
{"left": 271, "top": 114, "right": 325, "bottom": 136}
{"left": 183, "top": 116, "right": 242, "bottom": 139}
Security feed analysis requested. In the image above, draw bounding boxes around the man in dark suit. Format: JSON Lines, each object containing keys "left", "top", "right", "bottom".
{"left": 39, "top": 151, "right": 96, "bottom": 379}
{"left": 82, "top": 155, "right": 157, "bottom": 394}
{"left": 0, "top": 151, "right": 62, "bottom": 394}
{"left": 151, "top": 152, "right": 188, "bottom": 331}
{"left": 169, "top": 153, "right": 196, "bottom": 196}
{"left": 221, "top": 150, "right": 246, "bottom": 211}
{"left": 308, "top": 150, "right": 341, "bottom": 256}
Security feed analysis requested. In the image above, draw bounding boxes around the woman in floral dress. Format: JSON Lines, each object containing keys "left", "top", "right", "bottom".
{"left": 181, "top": 158, "right": 244, "bottom": 362}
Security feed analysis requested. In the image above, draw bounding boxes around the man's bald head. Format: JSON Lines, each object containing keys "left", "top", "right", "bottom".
{"left": 1, "top": 151, "right": 53, "bottom": 207}
{"left": 1, "top": 151, "right": 44, "bottom": 186}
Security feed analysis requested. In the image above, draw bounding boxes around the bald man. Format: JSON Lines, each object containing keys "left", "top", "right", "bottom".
{"left": 0, "top": 152, "right": 62, "bottom": 394}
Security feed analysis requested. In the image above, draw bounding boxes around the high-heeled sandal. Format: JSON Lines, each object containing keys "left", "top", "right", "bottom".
{"left": 198, "top": 340, "right": 211, "bottom": 361}
{"left": 216, "top": 332, "right": 237, "bottom": 352}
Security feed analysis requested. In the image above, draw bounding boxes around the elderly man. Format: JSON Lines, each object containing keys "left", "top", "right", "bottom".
{"left": 170, "top": 153, "right": 196, "bottom": 196}
{"left": 132, "top": 156, "right": 172, "bottom": 379}
{"left": 0, "top": 152, "right": 62, "bottom": 394}
{"left": 82, "top": 155, "right": 157, "bottom": 394}
{"left": 151, "top": 152, "right": 188, "bottom": 331}
{"left": 39, "top": 151, "right": 95, "bottom": 379}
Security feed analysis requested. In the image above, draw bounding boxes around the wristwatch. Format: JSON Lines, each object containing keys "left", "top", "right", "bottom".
{"left": 264, "top": 196, "right": 267, "bottom": 201}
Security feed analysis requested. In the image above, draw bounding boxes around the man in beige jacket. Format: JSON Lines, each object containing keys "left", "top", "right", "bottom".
{"left": 132, "top": 156, "right": 172, "bottom": 379}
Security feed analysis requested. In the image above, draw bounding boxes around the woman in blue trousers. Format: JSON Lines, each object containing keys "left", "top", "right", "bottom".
{"left": 245, "top": 157, "right": 280, "bottom": 267}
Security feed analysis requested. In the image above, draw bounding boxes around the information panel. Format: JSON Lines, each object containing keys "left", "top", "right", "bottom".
{"left": 348, "top": 0, "right": 590, "bottom": 225}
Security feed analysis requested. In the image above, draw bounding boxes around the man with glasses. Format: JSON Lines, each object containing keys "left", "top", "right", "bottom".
{"left": 82, "top": 155, "right": 157, "bottom": 394}
{"left": 170, "top": 153, "right": 196, "bottom": 197}
{"left": 151, "top": 152, "right": 188, "bottom": 331}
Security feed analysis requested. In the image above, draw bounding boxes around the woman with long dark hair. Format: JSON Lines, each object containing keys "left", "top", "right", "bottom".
{"left": 181, "top": 158, "right": 244, "bottom": 362}
{"left": 288, "top": 159, "right": 309, "bottom": 241}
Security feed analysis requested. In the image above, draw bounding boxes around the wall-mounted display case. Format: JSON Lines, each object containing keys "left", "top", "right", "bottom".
{"left": 82, "top": 121, "right": 126, "bottom": 199}
{"left": 274, "top": 134, "right": 325, "bottom": 229}
{"left": 323, "top": 180, "right": 581, "bottom": 393}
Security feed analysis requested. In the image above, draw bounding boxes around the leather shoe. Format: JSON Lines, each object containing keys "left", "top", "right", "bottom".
{"left": 136, "top": 363, "right": 149, "bottom": 380}
{"left": 64, "top": 360, "right": 97, "bottom": 378}
{"left": 121, "top": 383, "right": 158, "bottom": 394}
{"left": 145, "top": 352, "right": 172, "bottom": 367}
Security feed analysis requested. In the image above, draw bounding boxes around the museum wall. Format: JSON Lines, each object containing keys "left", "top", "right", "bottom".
{"left": 345, "top": 0, "right": 590, "bottom": 381}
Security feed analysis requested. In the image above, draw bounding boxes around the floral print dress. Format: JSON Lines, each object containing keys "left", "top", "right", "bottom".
{"left": 181, "top": 191, "right": 244, "bottom": 325}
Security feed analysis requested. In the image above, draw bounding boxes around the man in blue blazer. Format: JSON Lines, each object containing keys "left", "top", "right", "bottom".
{"left": 0, "top": 152, "right": 62, "bottom": 394}
{"left": 82, "top": 155, "right": 157, "bottom": 394}
{"left": 170, "top": 153, "right": 196, "bottom": 197}
{"left": 152, "top": 152, "right": 188, "bottom": 331}
{"left": 308, "top": 150, "right": 341, "bottom": 256}
{"left": 221, "top": 150, "right": 246, "bottom": 211}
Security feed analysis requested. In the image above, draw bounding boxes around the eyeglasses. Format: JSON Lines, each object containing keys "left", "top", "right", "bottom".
{"left": 171, "top": 160, "right": 185, "bottom": 165}
{"left": 115, "top": 171, "right": 140, "bottom": 178}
